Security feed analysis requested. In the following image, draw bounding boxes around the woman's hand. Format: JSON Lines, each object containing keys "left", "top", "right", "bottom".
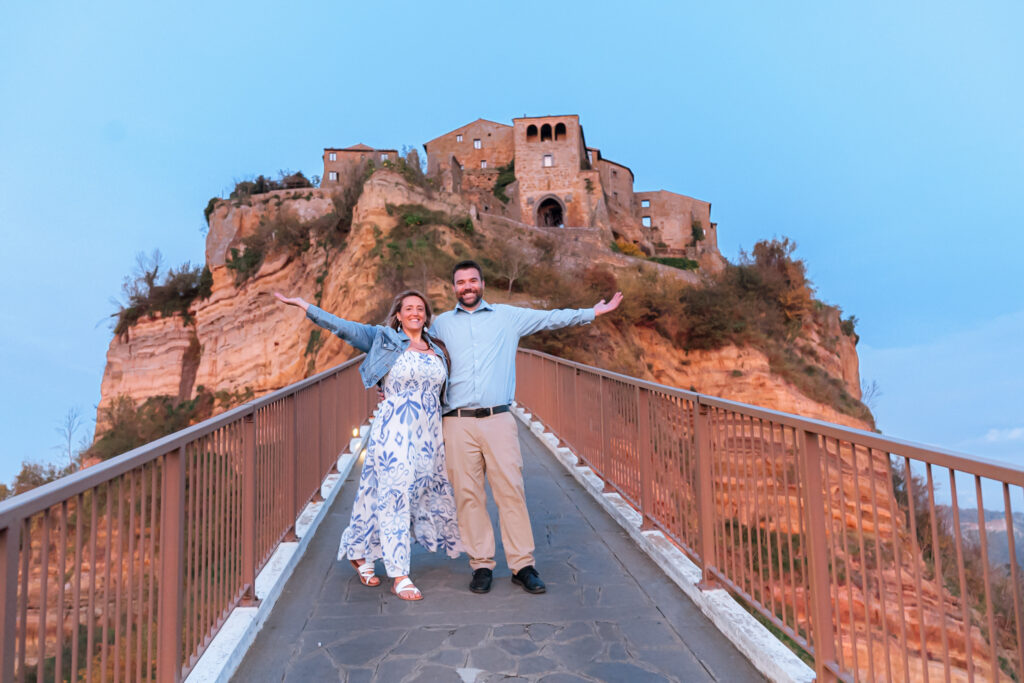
{"left": 274, "top": 292, "right": 310, "bottom": 312}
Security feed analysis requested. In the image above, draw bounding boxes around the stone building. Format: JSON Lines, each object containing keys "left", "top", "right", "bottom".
{"left": 325, "top": 116, "right": 719, "bottom": 259}
{"left": 321, "top": 144, "right": 398, "bottom": 186}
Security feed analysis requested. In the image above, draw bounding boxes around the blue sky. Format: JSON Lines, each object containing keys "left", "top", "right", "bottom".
{"left": 1, "top": 1, "right": 1022, "bottom": 483}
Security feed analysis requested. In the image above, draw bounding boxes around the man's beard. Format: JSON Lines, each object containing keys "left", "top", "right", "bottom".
{"left": 458, "top": 288, "right": 480, "bottom": 307}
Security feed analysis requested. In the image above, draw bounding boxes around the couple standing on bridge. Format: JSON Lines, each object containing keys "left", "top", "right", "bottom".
{"left": 275, "top": 260, "right": 623, "bottom": 601}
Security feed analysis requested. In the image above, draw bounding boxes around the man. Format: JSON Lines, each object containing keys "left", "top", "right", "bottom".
{"left": 430, "top": 259, "right": 623, "bottom": 594}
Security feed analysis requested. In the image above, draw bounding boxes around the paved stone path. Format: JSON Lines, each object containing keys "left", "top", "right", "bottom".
{"left": 233, "top": 422, "right": 764, "bottom": 682}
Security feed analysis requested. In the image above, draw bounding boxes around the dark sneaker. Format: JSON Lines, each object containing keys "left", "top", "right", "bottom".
{"left": 511, "top": 565, "right": 546, "bottom": 594}
{"left": 469, "top": 568, "right": 493, "bottom": 594}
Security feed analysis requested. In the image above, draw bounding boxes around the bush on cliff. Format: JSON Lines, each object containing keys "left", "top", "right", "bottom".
{"left": 113, "top": 251, "right": 212, "bottom": 338}
{"left": 229, "top": 170, "right": 313, "bottom": 199}
{"left": 515, "top": 237, "right": 872, "bottom": 424}
{"left": 85, "top": 386, "right": 254, "bottom": 462}
{"left": 492, "top": 160, "right": 515, "bottom": 204}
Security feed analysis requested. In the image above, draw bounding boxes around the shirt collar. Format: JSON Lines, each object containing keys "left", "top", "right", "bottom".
{"left": 454, "top": 299, "right": 493, "bottom": 314}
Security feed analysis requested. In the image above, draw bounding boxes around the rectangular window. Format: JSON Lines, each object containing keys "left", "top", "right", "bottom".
{"left": 381, "top": 153, "right": 389, "bottom": 161}
{"left": 543, "top": 154, "right": 553, "bottom": 167}
{"left": 328, "top": 171, "right": 338, "bottom": 181}
{"left": 612, "top": 169, "right": 618, "bottom": 177}
{"left": 473, "top": 139, "right": 482, "bottom": 149}
{"left": 328, "top": 152, "right": 337, "bottom": 161}
{"left": 641, "top": 199, "right": 650, "bottom": 208}
{"left": 456, "top": 134, "right": 463, "bottom": 142}
{"left": 480, "top": 160, "right": 487, "bottom": 169}
{"left": 587, "top": 151, "right": 593, "bottom": 163}
{"left": 642, "top": 216, "right": 652, "bottom": 227}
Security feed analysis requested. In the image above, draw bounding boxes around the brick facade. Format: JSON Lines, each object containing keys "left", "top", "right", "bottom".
{"left": 634, "top": 190, "right": 717, "bottom": 256}
{"left": 322, "top": 144, "right": 397, "bottom": 187}
{"left": 325, "top": 114, "right": 721, "bottom": 257}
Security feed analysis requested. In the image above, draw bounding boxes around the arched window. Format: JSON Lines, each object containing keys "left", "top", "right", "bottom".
{"left": 540, "top": 124, "right": 552, "bottom": 142}
{"left": 554, "top": 122, "right": 566, "bottom": 140}
{"left": 526, "top": 125, "right": 538, "bottom": 142}
{"left": 536, "top": 197, "right": 564, "bottom": 227}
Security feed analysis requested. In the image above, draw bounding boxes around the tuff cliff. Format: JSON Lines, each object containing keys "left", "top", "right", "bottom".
{"left": 91, "top": 166, "right": 1009, "bottom": 681}
{"left": 96, "top": 167, "right": 869, "bottom": 435}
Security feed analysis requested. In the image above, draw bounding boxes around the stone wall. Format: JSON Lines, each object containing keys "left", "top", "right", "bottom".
{"left": 424, "top": 119, "right": 513, "bottom": 176}
{"left": 322, "top": 146, "right": 396, "bottom": 188}
{"left": 634, "top": 190, "right": 716, "bottom": 254}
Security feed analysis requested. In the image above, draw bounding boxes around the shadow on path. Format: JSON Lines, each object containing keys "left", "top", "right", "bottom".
{"left": 232, "top": 421, "right": 764, "bottom": 682}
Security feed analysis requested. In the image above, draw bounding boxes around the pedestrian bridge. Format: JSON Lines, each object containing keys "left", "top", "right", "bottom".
{"left": 2, "top": 350, "right": 1022, "bottom": 682}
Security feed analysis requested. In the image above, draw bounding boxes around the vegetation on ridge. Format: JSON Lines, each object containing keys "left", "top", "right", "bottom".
{"left": 112, "top": 251, "right": 212, "bottom": 339}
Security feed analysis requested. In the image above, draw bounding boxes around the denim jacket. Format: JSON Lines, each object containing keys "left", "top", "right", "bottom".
{"left": 306, "top": 305, "right": 449, "bottom": 390}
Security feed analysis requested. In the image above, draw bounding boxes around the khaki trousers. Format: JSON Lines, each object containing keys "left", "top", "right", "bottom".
{"left": 442, "top": 412, "right": 534, "bottom": 572}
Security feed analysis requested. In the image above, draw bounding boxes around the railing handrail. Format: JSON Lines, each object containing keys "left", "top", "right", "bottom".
{"left": 518, "top": 347, "right": 1024, "bottom": 485}
{"left": 0, "top": 354, "right": 366, "bottom": 527}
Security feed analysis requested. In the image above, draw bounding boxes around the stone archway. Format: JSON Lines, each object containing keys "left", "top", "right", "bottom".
{"left": 536, "top": 196, "right": 564, "bottom": 227}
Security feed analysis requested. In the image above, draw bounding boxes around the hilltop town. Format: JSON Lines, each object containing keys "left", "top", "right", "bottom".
{"left": 322, "top": 115, "right": 720, "bottom": 265}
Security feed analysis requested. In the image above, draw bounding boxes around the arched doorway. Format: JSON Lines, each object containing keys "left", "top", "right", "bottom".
{"left": 536, "top": 197, "right": 564, "bottom": 227}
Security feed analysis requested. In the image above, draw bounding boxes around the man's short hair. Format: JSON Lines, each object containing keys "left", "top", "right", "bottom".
{"left": 451, "top": 259, "right": 483, "bottom": 282}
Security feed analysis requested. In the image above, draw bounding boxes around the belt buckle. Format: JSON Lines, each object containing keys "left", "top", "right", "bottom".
{"left": 474, "top": 407, "right": 490, "bottom": 418}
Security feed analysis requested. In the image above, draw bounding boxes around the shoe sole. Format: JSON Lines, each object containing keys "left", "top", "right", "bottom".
{"left": 469, "top": 584, "right": 491, "bottom": 594}
{"left": 511, "top": 576, "right": 546, "bottom": 594}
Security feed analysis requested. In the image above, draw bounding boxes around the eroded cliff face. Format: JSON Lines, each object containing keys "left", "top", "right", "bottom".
{"left": 96, "top": 169, "right": 868, "bottom": 431}
{"left": 90, "top": 170, "right": 1005, "bottom": 681}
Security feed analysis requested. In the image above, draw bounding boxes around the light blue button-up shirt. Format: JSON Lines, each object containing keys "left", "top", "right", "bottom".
{"left": 430, "top": 299, "right": 595, "bottom": 412}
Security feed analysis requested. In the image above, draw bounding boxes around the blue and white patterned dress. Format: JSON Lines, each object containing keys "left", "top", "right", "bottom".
{"left": 338, "top": 350, "right": 462, "bottom": 576}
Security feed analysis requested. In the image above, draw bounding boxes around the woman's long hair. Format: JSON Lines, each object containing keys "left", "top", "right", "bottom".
{"left": 384, "top": 290, "right": 451, "bottom": 378}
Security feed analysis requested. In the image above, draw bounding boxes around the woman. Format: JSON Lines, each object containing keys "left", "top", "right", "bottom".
{"left": 274, "top": 290, "right": 461, "bottom": 600}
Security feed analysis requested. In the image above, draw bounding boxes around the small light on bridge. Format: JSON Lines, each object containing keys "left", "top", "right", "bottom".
{"left": 352, "top": 428, "right": 359, "bottom": 437}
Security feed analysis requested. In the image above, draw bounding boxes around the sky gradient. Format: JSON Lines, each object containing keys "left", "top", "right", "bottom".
{"left": 1, "top": 1, "right": 1022, "bottom": 483}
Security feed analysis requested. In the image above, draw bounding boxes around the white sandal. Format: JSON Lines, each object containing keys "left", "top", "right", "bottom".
{"left": 392, "top": 577, "right": 423, "bottom": 601}
{"left": 350, "top": 559, "right": 380, "bottom": 587}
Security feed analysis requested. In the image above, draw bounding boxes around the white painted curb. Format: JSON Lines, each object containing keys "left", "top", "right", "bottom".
{"left": 512, "top": 403, "right": 815, "bottom": 683}
{"left": 185, "top": 422, "right": 373, "bottom": 683}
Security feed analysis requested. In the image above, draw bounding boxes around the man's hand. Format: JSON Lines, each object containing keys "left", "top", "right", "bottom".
{"left": 274, "top": 292, "right": 310, "bottom": 312}
{"left": 593, "top": 291, "right": 623, "bottom": 317}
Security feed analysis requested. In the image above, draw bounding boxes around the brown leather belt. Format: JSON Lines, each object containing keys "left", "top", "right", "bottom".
{"left": 443, "top": 405, "right": 511, "bottom": 418}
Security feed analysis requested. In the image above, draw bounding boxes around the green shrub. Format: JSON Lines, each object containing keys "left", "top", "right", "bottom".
{"left": 382, "top": 156, "right": 437, "bottom": 192}
{"left": 113, "top": 253, "right": 213, "bottom": 337}
{"left": 649, "top": 256, "right": 699, "bottom": 270}
{"left": 85, "top": 386, "right": 253, "bottom": 462}
{"left": 691, "top": 220, "right": 705, "bottom": 242}
{"left": 492, "top": 160, "right": 516, "bottom": 203}
{"left": 229, "top": 170, "right": 312, "bottom": 199}
{"left": 840, "top": 314, "right": 859, "bottom": 342}
{"left": 204, "top": 197, "right": 220, "bottom": 224}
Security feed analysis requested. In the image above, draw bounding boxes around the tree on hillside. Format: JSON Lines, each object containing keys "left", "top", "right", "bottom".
{"left": 54, "top": 406, "right": 83, "bottom": 468}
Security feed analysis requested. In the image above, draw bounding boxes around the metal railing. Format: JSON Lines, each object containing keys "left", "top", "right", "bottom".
{"left": 0, "top": 357, "right": 375, "bottom": 683}
{"left": 516, "top": 348, "right": 1024, "bottom": 682}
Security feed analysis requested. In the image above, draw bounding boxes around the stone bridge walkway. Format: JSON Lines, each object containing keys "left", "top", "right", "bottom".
{"left": 233, "top": 421, "right": 763, "bottom": 682}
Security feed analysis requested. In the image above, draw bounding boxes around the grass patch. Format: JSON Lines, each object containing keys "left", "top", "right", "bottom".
{"left": 649, "top": 256, "right": 699, "bottom": 270}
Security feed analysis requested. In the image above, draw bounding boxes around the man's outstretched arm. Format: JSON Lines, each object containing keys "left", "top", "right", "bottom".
{"left": 593, "top": 291, "right": 623, "bottom": 317}
{"left": 513, "top": 291, "right": 624, "bottom": 337}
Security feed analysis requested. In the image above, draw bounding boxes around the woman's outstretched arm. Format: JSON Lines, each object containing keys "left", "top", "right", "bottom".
{"left": 274, "top": 292, "right": 311, "bottom": 311}
{"left": 273, "top": 291, "right": 378, "bottom": 353}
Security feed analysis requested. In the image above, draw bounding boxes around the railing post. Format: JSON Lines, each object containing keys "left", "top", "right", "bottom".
{"left": 637, "top": 387, "right": 655, "bottom": 530}
{"left": 240, "top": 413, "right": 259, "bottom": 606}
{"left": 0, "top": 522, "right": 21, "bottom": 683}
{"left": 157, "top": 447, "right": 186, "bottom": 683}
{"left": 694, "top": 401, "right": 719, "bottom": 589}
{"left": 311, "top": 381, "right": 325, "bottom": 503}
{"left": 284, "top": 395, "right": 299, "bottom": 542}
{"left": 798, "top": 430, "right": 838, "bottom": 681}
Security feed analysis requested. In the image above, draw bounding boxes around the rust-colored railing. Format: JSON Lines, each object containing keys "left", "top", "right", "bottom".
{"left": 516, "top": 349, "right": 1024, "bottom": 682}
{"left": 0, "top": 357, "right": 375, "bottom": 683}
